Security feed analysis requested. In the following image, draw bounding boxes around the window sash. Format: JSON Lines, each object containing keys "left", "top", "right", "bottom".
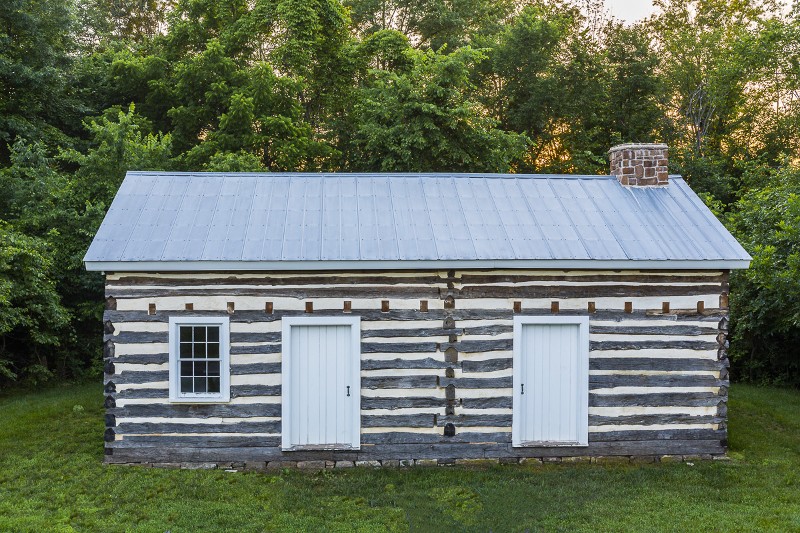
{"left": 169, "top": 317, "right": 230, "bottom": 403}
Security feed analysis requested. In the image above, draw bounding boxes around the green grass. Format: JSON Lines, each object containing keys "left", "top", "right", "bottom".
{"left": 0, "top": 384, "right": 798, "bottom": 532}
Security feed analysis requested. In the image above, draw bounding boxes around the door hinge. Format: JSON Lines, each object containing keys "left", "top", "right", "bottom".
{"left": 346, "top": 385, "right": 351, "bottom": 397}
{"left": 521, "top": 383, "right": 524, "bottom": 395}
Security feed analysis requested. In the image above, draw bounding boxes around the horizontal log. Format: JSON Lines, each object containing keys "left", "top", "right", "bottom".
{"left": 588, "top": 428, "right": 725, "bottom": 442}
{"left": 111, "top": 353, "right": 168, "bottom": 364}
{"left": 589, "top": 358, "right": 723, "bottom": 372}
{"left": 436, "top": 414, "right": 513, "bottom": 427}
{"left": 460, "top": 397, "right": 513, "bottom": 409}
{"left": 457, "top": 273, "right": 724, "bottom": 285}
{"left": 108, "top": 286, "right": 442, "bottom": 299}
{"left": 590, "top": 340, "right": 719, "bottom": 350}
{"left": 117, "top": 421, "right": 282, "bottom": 435}
{"left": 230, "top": 344, "right": 282, "bottom": 355}
{"left": 361, "top": 414, "right": 434, "bottom": 428}
{"left": 589, "top": 325, "right": 718, "bottom": 336}
{"left": 439, "top": 376, "right": 513, "bottom": 388}
{"left": 111, "top": 404, "right": 280, "bottom": 419}
{"left": 362, "top": 432, "right": 512, "bottom": 445}
{"left": 111, "top": 435, "right": 282, "bottom": 448}
{"left": 458, "top": 284, "right": 721, "bottom": 299}
{"left": 361, "top": 358, "right": 450, "bottom": 371}
{"left": 361, "top": 397, "right": 443, "bottom": 409}
{"left": 588, "top": 413, "right": 723, "bottom": 426}
{"left": 461, "top": 358, "right": 512, "bottom": 373}
{"left": 589, "top": 374, "right": 724, "bottom": 389}
{"left": 110, "top": 274, "right": 445, "bottom": 287}
{"left": 113, "top": 370, "right": 169, "bottom": 385}
{"left": 231, "top": 363, "right": 281, "bottom": 375}
{"left": 362, "top": 376, "right": 439, "bottom": 389}
{"left": 589, "top": 392, "right": 722, "bottom": 408}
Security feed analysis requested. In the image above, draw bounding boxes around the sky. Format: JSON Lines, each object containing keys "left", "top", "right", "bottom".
{"left": 605, "top": 0, "right": 658, "bottom": 23}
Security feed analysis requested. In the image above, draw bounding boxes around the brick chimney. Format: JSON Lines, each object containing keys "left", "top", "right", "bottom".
{"left": 609, "top": 143, "right": 669, "bottom": 186}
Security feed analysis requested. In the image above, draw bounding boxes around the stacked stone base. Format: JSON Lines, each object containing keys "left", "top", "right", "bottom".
{"left": 106, "top": 454, "right": 728, "bottom": 470}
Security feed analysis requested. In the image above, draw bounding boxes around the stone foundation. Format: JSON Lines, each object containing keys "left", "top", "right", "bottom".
{"left": 106, "top": 454, "right": 726, "bottom": 470}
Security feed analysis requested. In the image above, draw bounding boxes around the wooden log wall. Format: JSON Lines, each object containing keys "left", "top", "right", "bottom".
{"left": 102, "top": 269, "right": 730, "bottom": 463}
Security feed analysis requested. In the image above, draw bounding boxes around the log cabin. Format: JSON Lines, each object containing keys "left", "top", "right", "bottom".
{"left": 85, "top": 143, "right": 751, "bottom": 468}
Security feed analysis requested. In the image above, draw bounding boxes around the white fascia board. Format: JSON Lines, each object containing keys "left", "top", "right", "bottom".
{"left": 84, "top": 258, "right": 751, "bottom": 272}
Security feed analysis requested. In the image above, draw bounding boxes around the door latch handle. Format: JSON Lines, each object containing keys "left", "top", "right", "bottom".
{"left": 347, "top": 386, "right": 351, "bottom": 397}
{"left": 521, "top": 384, "right": 524, "bottom": 395}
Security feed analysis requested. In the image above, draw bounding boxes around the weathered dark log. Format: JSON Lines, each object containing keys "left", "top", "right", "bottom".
{"left": 589, "top": 413, "right": 723, "bottom": 426}
{"left": 362, "top": 376, "right": 438, "bottom": 389}
{"left": 109, "top": 353, "right": 168, "bottom": 364}
{"left": 231, "top": 363, "right": 281, "bottom": 375}
{"left": 230, "top": 344, "right": 282, "bottom": 355}
{"left": 589, "top": 358, "right": 722, "bottom": 372}
{"left": 459, "top": 284, "right": 722, "bottom": 299}
{"left": 439, "top": 376, "right": 513, "bottom": 388}
{"left": 104, "top": 340, "right": 115, "bottom": 359}
{"left": 113, "top": 370, "right": 169, "bottom": 385}
{"left": 111, "top": 274, "right": 445, "bottom": 287}
{"left": 105, "top": 296, "right": 117, "bottom": 310}
{"left": 104, "top": 381, "right": 116, "bottom": 393}
{"left": 443, "top": 423, "right": 456, "bottom": 437}
{"left": 589, "top": 391, "right": 721, "bottom": 407}
{"left": 458, "top": 273, "right": 724, "bottom": 285}
{"left": 104, "top": 428, "right": 116, "bottom": 442}
{"left": 436, "top": 414, "right": 512, "bottom": 427}
{"left": 460, "top": 397, "right": 512, "bottom": 409}
{"left": 105, "top": 414, "right": 116, "bottom": 427}
{"left": 104, "top": 360, "right": 115, "bottom": 375}
{"left": 361, "top": 397, "right": 442, "bottom": 409}
{"left": 104, "top": 320, "right": 114, "bottom": 334}
{"left": 589, "top": 325, "right": 717, "bottom": 336}
{"left": 461, "top": 358, "right": 512, "bottom": 373}
{"left": 591, "top": 340, "right": 718, "bottom": 350}
{"left": 104, "top": 395, "right": 116, "bottom": 408}
{"left": 361, "top": 358, "right": 450, "bottom": 370}
{"left": 589, "top": 374, "right": 724, "bottom": 389}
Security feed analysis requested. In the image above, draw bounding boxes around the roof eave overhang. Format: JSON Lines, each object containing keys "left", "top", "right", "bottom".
{"left": 84, "top": 259, "right": 751, "bottom": 272}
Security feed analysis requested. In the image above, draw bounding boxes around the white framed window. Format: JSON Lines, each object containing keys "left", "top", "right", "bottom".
{"left": 281, "top": 316, "right": 361, "bottom": 451}
{"left": 169, "top": 316, "right": 230, "bottom": 403}
{"left": 512, "top": 315, "right": 589, "bottom": 447}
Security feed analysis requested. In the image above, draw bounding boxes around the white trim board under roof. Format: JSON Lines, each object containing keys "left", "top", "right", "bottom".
{"left": 84, "top": 171, "right": 751, "bottom": 272}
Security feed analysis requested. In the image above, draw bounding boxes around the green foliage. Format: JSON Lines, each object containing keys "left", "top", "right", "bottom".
{"left": 729, "top": 164, "right": 800, "bottom": 385}
{"left": 350, "top": 46, "right": 527, "bottom": 171}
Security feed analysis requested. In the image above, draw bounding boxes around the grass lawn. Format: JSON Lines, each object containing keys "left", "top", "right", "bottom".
{"left": 0, "top": 384, "right": 798, "bottom": 532}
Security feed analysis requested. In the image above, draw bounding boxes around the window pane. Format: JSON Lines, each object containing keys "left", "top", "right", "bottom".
{"left": 194, "top": 343, "right": 207, "bottom": 358}
{"left": 180, "top": 377, "right": 193, "bottom": 393}
{"left": 208, "top": 361, "right": 220, "bottom": 377}
{"left": 207, "top": 342, "right": 219, "bottom": 358}
{"left": 194, "top": 326, "right": 206, "bottom": 342}
{"left": 180, "top": 361, "right": 193, "bottom": 377}
{"left": 179, "top": 342, "right": 192, "bottom": 358}
{"left": 194, "top": 361, "right": 207, "bottom": 377}
{"left": 207, "top": 327, "right": 219, "bottom": 342}
{"left": 180, "top": 327, "right": 192, "bottom": 342}
{"left": 207, "top": 377, "right": 220, "bottom": 393}
{"left": 194, "top": 378, "right": 207, "bottom": 394}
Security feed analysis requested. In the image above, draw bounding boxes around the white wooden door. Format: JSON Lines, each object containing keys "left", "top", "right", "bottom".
{"left": 512, "top": 316, "right": 589, "bottom": 447}
{"left": 281, "top": 317, "right": 361, "bottom": 450}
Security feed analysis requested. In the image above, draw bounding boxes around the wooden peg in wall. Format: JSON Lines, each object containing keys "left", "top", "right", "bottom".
{"left": 588, "top": 302, "right": 596, "bottom": 313}
{"left": 624, "top": 302, "right": 633, "bottom": 314}
{"left": 227, "top": 302, "right": 235, "bottom": 314}
{"left": 513, "top": 301, "right": 522, "bottom": 313}
{"left": 662, "top": 302, "right": 670, "bottom": 313}
{"left": 265, "top": 302, "right": 273, "bottom": 314}
{"left": 551, "top": 301, "right": 560, "bottom": 314}
{"left": 148, "top": 303, "right": 156, "bottom": 315}
{"left": 381, "top": 300, "right": 390, "bottom": 312}
{"left": 343, "top": 301, "right": 352, "bottom": 313}
{"left": 420, "top": 300, "right": 428, "bottom": 312}
{"left": 305, "top": 302, "right": 313, "bottom": 313}
{"left": 185, "top": 303, "right": 193, "bottom": 311}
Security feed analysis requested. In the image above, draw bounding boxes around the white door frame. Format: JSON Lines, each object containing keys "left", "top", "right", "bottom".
{"left": 281, "top": 316, "right": 361, "bottom": 450}
{"left": 512, "top": 315, "right": 590, "bottom": 447}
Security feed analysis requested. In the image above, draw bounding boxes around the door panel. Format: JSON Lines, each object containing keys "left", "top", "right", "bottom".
{"left": 282, "top": 318, "right": 360, "bottom": 450}
{"left": 513, "top": 317, "right": 588, "bottom": 446}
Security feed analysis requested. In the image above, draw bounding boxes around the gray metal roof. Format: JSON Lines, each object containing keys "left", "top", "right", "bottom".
{"left": 84, "top": 171, "right": 751, "bottom": 271}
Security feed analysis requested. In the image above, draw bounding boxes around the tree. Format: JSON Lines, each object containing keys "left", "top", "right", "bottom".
{"left": 348, "top": 45, "right": 527, "bottom": 171}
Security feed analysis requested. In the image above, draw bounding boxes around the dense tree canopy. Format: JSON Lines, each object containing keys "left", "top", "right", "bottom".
{"left": 1, "top": 0, "right": 799, "bottom": 386}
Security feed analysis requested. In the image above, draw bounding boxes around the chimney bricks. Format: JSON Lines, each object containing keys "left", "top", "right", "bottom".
{"left": 609, "top": 143, "right": 669, "bottom": 186}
